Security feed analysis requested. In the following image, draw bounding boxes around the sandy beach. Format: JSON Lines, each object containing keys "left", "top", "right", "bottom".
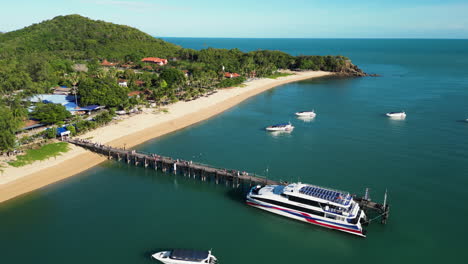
{"left": 0, "top": 71, "right": 332, "bottom": 203}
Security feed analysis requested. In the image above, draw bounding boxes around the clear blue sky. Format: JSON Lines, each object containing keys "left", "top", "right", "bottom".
{"left": 2, "top": 0, "right": 468, "bottom": 38}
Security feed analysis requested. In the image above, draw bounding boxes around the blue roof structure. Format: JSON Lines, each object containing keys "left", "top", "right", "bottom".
{"left": 29, "top": 94, "right": 100, "bottom": 112}
{"left": 56, "top": 127, "right": 70, "bottom": 136}
{"left": 29, "top": 94, "right": 76, "bottom": 105}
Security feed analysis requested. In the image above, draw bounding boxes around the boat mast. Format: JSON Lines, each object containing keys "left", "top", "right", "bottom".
{"left": 364, "top": 187, "right": 370, "bottom": 201}
{"left": 383, "top": 189, "right": 388, "bottom": 208}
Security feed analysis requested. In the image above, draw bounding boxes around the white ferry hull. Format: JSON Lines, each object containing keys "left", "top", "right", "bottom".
{"left": 246, "top": 198, "right": 365, "bottom": 237}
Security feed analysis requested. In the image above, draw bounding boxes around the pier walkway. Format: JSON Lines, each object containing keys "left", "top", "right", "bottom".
{"left": 66, "top": 138, "right": 389, "bottom": 224}
{"left": 66, "top": 138, "right": 281, "bottom": 187}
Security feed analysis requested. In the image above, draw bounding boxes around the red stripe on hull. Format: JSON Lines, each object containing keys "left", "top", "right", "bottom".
{"left": 246, "top": 201, "right": 363, "bottom": 235}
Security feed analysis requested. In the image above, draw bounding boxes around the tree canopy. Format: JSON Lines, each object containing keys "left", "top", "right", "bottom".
{"left": 30, "top": 103, "right": 71, "bottom": 124}
{"left": 78, "top": 76, "right": 129, "bottom": 107}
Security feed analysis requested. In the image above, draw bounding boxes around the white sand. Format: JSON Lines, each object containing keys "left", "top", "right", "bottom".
{"left": 0, "top": 71, "right": 332, "bottom": 202}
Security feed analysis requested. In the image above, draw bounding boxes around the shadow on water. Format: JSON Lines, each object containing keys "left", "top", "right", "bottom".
{"left": 224, "top": 188, "right": 247, "bottom": 204}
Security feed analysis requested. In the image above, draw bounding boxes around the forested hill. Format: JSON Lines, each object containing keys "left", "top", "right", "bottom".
{"left": 0, "top": 14, "right": 368, "bottom": 96}
{"left": 0, "top": 14, "right": 181, "bottom": 61}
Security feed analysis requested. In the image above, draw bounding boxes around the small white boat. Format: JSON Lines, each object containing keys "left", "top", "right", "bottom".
{"left": 386, "top": 111, "right": 406, "bottom": 118}
{"left": 266, "top": 122, "right": 294, "bottom": 131}
{"left": 152, "top": 249, "right": 217, "bottom": 264}
{"left": 295, "top": 110, "right": 316, "bottom": 117}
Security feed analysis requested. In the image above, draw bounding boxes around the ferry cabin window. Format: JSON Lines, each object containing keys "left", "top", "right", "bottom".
{"left": 325, "top": 214, "right": 336, "bottom": 220}
{"left": 288, "top": 195, "right": 321, "bottom": 207}
{"left": 255, "top": 197, "right": 325, "bottom": 217}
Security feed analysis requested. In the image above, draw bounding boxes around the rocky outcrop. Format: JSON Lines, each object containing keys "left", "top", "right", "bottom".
{"left": 336, "top": 60, "right": 379, "bottom": 77}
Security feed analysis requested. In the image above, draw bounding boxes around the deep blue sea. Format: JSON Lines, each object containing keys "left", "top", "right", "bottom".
{"left": 1, "top": 39, "right": 468, "bottom": 263}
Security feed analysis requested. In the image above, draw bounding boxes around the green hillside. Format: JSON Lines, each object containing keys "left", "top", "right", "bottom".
{"left": 0, "top": 14, "right": 181, "bottom": 61}
{"left": 0, "top": 15, "right": 368, "bottom": 152}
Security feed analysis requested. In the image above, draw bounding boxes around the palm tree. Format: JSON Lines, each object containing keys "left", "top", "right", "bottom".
{"left": 69, "top": 72, "right": 80, "bottom": 108}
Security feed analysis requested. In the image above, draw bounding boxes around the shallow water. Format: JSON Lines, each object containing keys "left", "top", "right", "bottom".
{"left": 1, "top": 39, "right": 468, "bottom": 263}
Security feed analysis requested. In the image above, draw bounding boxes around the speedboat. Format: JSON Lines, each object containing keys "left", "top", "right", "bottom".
{"left": 295, "top": 110, "right": 316, "bottom": 117}
{"left": 386, "top": 111, "right": 406, "bottom": 118}
{"left": 152, "top": 249, "right": 217, "bottom": 264}
{"left": 247, "top": 183, "right": 367, "bottom": 237}
{"left": 265, "top": 122, "right": 294, "bottom": 131}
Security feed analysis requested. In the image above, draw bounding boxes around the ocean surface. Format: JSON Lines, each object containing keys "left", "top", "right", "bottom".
{"left": 1, "top": 39, "right": 468, "bottom": 263}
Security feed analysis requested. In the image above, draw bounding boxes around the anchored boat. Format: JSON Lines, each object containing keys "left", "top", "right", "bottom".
{"left": 265, "top": 122, "right": 294, "bottom": 131}
{"left": 152, "top": 249, "right": 217, "bottom": 264}
{"left": 295, "top": 110, "right": 316, "bottom": 117}
{"left": 386, "top": 111, "right": 406, "bottom": 118}
{"left": 247, "top": 183, "right": 368, "bottom": 237}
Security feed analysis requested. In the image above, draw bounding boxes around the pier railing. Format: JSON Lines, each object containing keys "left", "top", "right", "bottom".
{"left": 66, "top": 138, "right": 281, "bottom": 186}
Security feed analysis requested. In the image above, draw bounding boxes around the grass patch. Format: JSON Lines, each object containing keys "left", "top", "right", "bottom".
{"left": 266, "top": 72, "right": 293, "bottom": 79}
{"left": 8, "top": 142, "right": 71, "bottom": 167}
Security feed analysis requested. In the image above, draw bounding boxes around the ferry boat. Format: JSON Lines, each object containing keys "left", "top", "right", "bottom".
{"left": 386, "top": 111, "right": 406, "bottom": 118}
{"left": 246, "top": 183, "right": 368, "bottom": 237}
{"left": 152, "top": 249, "right": 217, "bottom": 264}
{"left": 265, "top": 122, "right": 294, "bottom": 131}
{"left": 295, "top": 110, "right": 316, "bottom": 117}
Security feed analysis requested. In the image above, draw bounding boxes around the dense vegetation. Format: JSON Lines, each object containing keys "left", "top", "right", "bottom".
{"left": 31, "top": 103, "right": 71, "bottom": 124}
{"left": 0, "top": 14, "right": 365, "bottom": 153}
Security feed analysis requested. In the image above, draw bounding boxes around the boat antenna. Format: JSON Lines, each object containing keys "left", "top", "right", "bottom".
{"left": 364, "top": 187, "right": 370, "bottom": 201}
{"left": 383, "top": 189, "right": 388, "bottom": 208}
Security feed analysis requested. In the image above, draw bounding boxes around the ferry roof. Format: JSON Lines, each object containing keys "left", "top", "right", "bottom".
{"left": 284, "top": 183, "right": 352, "bottom": 206}
{"left": 170, "top": 249, "right": 209, "bottom": 261}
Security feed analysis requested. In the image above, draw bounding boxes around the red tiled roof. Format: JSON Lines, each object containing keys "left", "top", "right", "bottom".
{"left": 224, "top": 72, "right": 241, "bottom": 78}
{"left": 141, "top": 57, "right": 168, "bottom": 64}
{"left": 135, "top": 80, "right": 145, "bottom": 86}
{"left": 101, "top": 59, "right": 117, "bottom": 66}
{"left": 23, "top": 119, "right": 40, "bottom": 127}
{"left": 128, "top": 91, "right": 143, "bottom": 97}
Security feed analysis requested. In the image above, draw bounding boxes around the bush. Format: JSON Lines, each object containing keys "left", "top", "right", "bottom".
{"left": 217, "top": 77, "right": 246, "bottom": 88}
{"left": 66, "top": 125, "right": 76, "bottom": 136}
{"left": 45, "top": 127, "right": 57, "bottom": 139}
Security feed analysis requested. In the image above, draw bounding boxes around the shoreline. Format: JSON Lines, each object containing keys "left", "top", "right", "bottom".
{"left": 0, "top": 71, "right": 332, "bottom": 203}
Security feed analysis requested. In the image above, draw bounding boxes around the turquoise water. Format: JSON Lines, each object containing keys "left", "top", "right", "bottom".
{"left": 1, "top": 39, "right": 468, "bottom": 263}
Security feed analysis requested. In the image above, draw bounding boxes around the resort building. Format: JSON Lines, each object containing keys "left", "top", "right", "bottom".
{"left": 118, "top": 79, "right": 128, "bottom": 87}
{"left": 28, "top": 94, "right": 102, "bottom": 115}
{"left": 52, "top": 86, "right": 72, "bottom": 95}
{"left": 100, "top": 59, "right": 118, "bottom": 67}
{"left": 135, "top": 80, "right": 145, "bottom": 87}
{"left": 141, "top": 57, "right": 168, "bottom": 66}
{"left": 224, "top": 72, "right": 241, "bottom": 78}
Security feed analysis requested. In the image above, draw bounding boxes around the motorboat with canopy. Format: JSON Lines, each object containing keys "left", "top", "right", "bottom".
{"left": 152, "top": 249, "right": 217, "bottom": 264}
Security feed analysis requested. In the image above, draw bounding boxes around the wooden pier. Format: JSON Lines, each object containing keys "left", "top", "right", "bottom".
{"left": 66, "top": 138, "right": 389, "bottom": 224}
{"left": 66, "top": 138, "right": 281, "bottom": 187}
